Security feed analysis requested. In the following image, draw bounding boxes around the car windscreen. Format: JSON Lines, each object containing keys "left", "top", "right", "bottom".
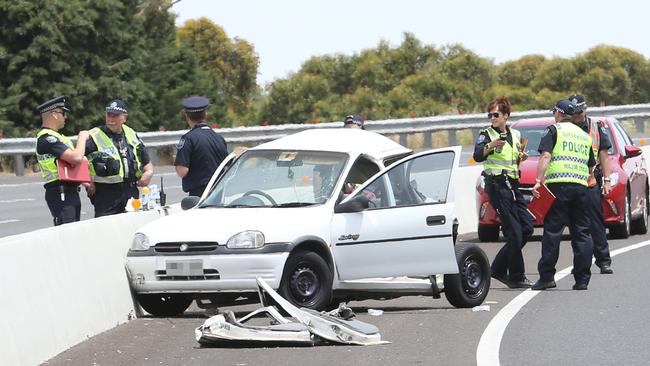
{"left": 200, "top": 150, "right": 348, "bottom": 208}
{"left": 515, "top": 124, "right": 617, "bottom": 156}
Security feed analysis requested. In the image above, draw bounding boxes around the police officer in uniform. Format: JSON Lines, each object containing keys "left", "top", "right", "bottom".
{"left": 35, "top": 96, "right": 89, "bottom": 225}
{"left": 569, "top": 94, "right": 614, "bottom": 274}
{"left": 343, "top": 114, "right": 365, "bottom": 129}
{"left": 473, "top": 96, "right": 534, "bottom": 288}
{"left": 532, "top": 99, "right": 596, "bottom": 290}
{"left": 174, "top": 96, "right": 228, "bottom": 197}
{"left": 85, "top": 99, "right": 154, "bottom": 217}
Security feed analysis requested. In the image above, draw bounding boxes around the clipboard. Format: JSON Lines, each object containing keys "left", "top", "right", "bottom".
{"left": 528, "top": 184, "right": 555, "bottom": 220}
{"left": 57, "top": 159, "right": 91, "bottom": 183}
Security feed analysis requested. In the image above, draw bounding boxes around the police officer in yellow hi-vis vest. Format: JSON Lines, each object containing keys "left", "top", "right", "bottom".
{"left": 531, "top": 99, "right": 596, "bottom": 291}
{"left": 473, "top": 96, "right": 534, "bottom": 288}
{"left": 84, "top": 99, "right": 154, "bottom": 217}
{"left": 35, "top": 96, "right": 89, "bottom": 225}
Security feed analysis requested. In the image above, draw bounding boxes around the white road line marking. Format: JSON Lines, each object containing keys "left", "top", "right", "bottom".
{"left": 0, "top": 182, "right": 42, "bottom": 188}
{"left": 0, "top": 219, "right": 20, "bottom": 224}
{"left": 476, "top": 239, "right": 650, "bottom": 366}
{"left": 0, "top": 198, "right": 36, "bottom": 203}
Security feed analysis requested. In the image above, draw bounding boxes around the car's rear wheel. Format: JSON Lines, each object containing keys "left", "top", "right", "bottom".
{"left": 610, "top": 193, "right": 631, "bottom": 239}
{"left": 443, "top": 243, "right": 490, "bottom": 308}
{"left": 631, "top": 186, "right": 649, "bottom": 235}
{"left": 137, "top": 294, "right": 193, "bottom": 316}
{"left": 279, "top": 250, "right": 332, "bottom": 310}
{"left": 477, "top": 224, "right": 499, "bottom": 242}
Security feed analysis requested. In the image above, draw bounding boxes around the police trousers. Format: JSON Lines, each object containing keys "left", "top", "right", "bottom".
{"left": 45, "top": 185, "right": 81, "bottom": 226}
{"left": 487, "top": 178, "right": 534, "bottom": 280}
{"left": 91, "top": 182, "right": 138, "bottom": 217}
{"left": 586, "top": 184, "right": 612, "bottom": 267}
{"left": 539, "top": 183, "right": 594, "bottom": 285}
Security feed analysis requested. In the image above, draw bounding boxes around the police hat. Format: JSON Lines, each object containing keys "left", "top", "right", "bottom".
{"left": 36, "top": 96, "right": 70, "bottom": 114}
{"left": 344, "top": 114, "right": 364, "bottom": 127}
{"left": 550, "top": 99, "right": 576, "bottom": 115}
{"left": 181, "top": 96, "right": 209, "bottom": 113}
{"left": 106, "top": 99, "right": 128, "bottom": 114}
{"left": 568, "top": 94, "right": 586, "bottom": 113}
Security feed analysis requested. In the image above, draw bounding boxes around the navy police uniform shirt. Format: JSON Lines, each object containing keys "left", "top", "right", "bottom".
{"left": 174, "top": 122, "right": 228, "bottom": 193}
{"left": 472, "top": 126, "right": 514, "bottom": 163}
{"left": 36, "top": 129, "right": 75, "bottom": 188}
{"left": 538, "top": 124, "right": 596, "bottom": 168}
{"left": 85, "top": 125, "right": 151, "bottom": 183}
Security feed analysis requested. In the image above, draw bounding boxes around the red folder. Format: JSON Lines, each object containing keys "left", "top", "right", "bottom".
{"left": 528, "top": 184, "right": 556, "bottom": 221}
{"left": 57, "top": 159, "right": 91, "bottom": 183}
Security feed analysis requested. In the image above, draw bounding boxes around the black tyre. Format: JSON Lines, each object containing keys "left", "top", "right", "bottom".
{"left": 477, "top": 224, "right": 500, "bottom": 242}
{"left": 137, "top": 294, "right": 193, "bottom": 317}
{"left": 279, "top": 250, "right": 332, "bottom": 310}
{"left": 631, "top": 187, "right": 649, "bottom": 235}
{"left": 610, "top": 194, "right": 631, "bottom": 239}
{"left": 444, "top": 243, "right": 490, "bottom": 308}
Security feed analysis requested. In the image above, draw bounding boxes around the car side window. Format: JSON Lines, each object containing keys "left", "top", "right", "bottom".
{"left": 610, "top": 121, "right": 630, "bottom": 157}
{"left": 360, "top": 151, "right": 455, "bottom": 209}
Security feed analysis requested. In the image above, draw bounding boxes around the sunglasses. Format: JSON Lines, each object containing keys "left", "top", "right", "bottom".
{"left": 53, "top": 110, "right": 66, "bottom": 117}
{"left": 487, "top": 112, "right": 501, "bottom": 119}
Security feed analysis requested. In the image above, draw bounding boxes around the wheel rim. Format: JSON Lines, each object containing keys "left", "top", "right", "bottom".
{"left": 625, "top": 195, "right": 631, "bottom": 234}
{"left": 289, "top": 264, "right": 320, "bottom": 306}
{"left": 461, "top": 255, "right": 485, "bottom": 299}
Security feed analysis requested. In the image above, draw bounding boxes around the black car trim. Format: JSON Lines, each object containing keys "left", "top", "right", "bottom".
{"left": 127, "top": 242, "right": 293, "bottom": 257}
{"left": 336, "top": 234, "right": 452, "bottom": 246}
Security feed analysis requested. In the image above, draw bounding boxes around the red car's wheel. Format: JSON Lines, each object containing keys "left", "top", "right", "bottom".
{"left": 631, "top": 186, "right": 649, "bottom": 234}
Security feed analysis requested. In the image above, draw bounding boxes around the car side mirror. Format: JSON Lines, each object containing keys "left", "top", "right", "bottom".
{"left": 334, "top": 195, "right": 370, "bottom": 213}
{"left": 624, "top": 145, "right": 642, "bottom": 159}
{"left": 181, "top": 196, "right": 200, "bottom": 210}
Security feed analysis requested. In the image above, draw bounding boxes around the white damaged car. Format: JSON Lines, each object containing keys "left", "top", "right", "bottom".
{"left": 126, "top": 129, "right": 490, "bottom": 316}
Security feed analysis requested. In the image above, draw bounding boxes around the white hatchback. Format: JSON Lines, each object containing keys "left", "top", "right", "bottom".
{"left": 126, "top": 129, "right": 490, "bottom": 316}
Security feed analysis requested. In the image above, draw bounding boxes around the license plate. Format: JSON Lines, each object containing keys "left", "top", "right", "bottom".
{"left": 166, "top": 260, "right": 203, "bottom": 276}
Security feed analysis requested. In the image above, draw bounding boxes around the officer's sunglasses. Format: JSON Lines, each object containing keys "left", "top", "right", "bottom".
{"left": 53, "top": 109, "right": 66, "bottom": 117}
{"left": 487, "top": 112, "right": 501, "bottom": 119}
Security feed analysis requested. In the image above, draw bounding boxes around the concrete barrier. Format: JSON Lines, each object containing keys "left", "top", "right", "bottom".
{"left": 0, "top": 207, "right": 178, "bottom": 366}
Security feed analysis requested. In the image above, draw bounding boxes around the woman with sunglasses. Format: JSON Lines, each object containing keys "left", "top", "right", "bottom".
{"left": 473, "top": 96, "right": 534, "bottom": 288}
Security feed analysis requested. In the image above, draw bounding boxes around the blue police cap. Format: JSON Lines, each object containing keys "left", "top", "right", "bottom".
{"left": 36, "top": 96, "right": 70, "bottom": 114}
{"left": 105, "top": 99, "right": 128, "bottom": 114}
{"left": 550, "top": 99, "right": 576, "bottom": 115}
{"left": 344, "top": 114, "right": 364, "bottom": 127}
{"left": 181, "top": 96, "right": 209, "bottom": 113}
{"left": 568, "top": 94, "right": 586, "bottom": 113}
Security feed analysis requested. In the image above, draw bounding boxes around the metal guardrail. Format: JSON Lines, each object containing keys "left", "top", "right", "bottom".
{"left": 2, "top": 103, "right": 649, "bottom": 175}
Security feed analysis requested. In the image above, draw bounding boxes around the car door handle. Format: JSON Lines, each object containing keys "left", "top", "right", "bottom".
{"left": 426, "top": 215, "right": 446, "bottom": 226}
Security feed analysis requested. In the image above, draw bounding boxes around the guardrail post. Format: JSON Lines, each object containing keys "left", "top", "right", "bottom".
{"left": 423, "top": 132, "right": 432, "bottom": 148}
{"left": 399, "top": 133, "right": 408, "bottom": 147}
{"left": 14, "top": 154, "right": 25, "bottom": 176}
{"left": 635, "top": 117, "right": 646, "bottom": 134}
{"left": 448, "top": 130, "right": 457, "bottom": 146}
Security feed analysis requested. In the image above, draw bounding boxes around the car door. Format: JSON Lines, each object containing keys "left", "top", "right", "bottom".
{"left": 331, "top": 146, "right": 460, "bottom": 280}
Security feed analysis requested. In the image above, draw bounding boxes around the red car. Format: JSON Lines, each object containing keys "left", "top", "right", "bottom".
{"left": 475, "top": 117, "right": 648, "bottom": 242}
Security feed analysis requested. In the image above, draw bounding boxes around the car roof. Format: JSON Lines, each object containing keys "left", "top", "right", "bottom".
{"left": 251, "top": 128, "right": 413, "bottom": 159}
{"left": 512, "top": 116, "right": 613, "bottom": 127}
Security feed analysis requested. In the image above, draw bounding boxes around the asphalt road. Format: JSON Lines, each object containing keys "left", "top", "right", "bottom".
{"left": 41, "top": 230, "right": 650, "bottom": 366}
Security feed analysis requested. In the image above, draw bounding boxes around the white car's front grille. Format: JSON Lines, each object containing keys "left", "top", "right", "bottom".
{"left": 155, "top": 268, "right": 220, "bottom": 281}
{"left": 154, "top": 242, "right": 218, "bottom": 253}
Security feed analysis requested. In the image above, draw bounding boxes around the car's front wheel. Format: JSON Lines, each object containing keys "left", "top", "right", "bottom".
{"left": 137, "top": 294, "right": 193, "bottom": 317}
{"left": 631, "top": 186, "right": 649, "bottom": 235}
{"left": 443, "top": 243, "right": 490, "bottom": 308}
{"left": 279, "top": 250, "right": 332, "bottom": 310}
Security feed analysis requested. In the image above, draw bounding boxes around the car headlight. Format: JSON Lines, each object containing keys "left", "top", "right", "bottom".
{"left": 609, "top": 172, "right": 619, "bottom": 186}
{"left": 226, "top": 230, "right": 265, "bottom": 249}
{"left": 132, "top": 232, "right": 150, "bottom": 251}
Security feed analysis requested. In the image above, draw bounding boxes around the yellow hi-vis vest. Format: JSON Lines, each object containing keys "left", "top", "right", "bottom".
{"left": 36, "top": 129, "right": 73, "bottom": 183}
{"left": 545, "top": 122, "right": 591, "bottom": 186}
{"left": 483, "top": 127, "right": 522, "bottom": 179}
{"left": 88, "top": 125, "right": 143, "bottom": 184}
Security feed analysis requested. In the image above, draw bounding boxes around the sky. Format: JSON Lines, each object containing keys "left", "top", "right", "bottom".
{"left": 172, "top": 0, "right": 650, "bottom": 85}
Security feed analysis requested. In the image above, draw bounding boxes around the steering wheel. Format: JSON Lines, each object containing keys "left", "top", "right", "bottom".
{"left": 243, "top": 190, "right": 277, "bottom": 205}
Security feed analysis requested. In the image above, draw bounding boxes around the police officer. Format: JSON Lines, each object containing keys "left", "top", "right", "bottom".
{"left": 473, "top": 96, "right": 534, "bottom": 288}
{"left": 85, "top": 99, "right": 154, "bottom": 217}
{"left": 35, "top": 96, "right": 89, "bottom": 225}
{"left": 343, "top": 114, "right": 365, "bottom": 129}
{"left": 569, "top": 94, "right": 614, "bottom": 274}
{"left": 174, "top": 96, "right": 228, "bottom": 197}
{"left": 532, "top": 99, "right": 596, "bottom": 290}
